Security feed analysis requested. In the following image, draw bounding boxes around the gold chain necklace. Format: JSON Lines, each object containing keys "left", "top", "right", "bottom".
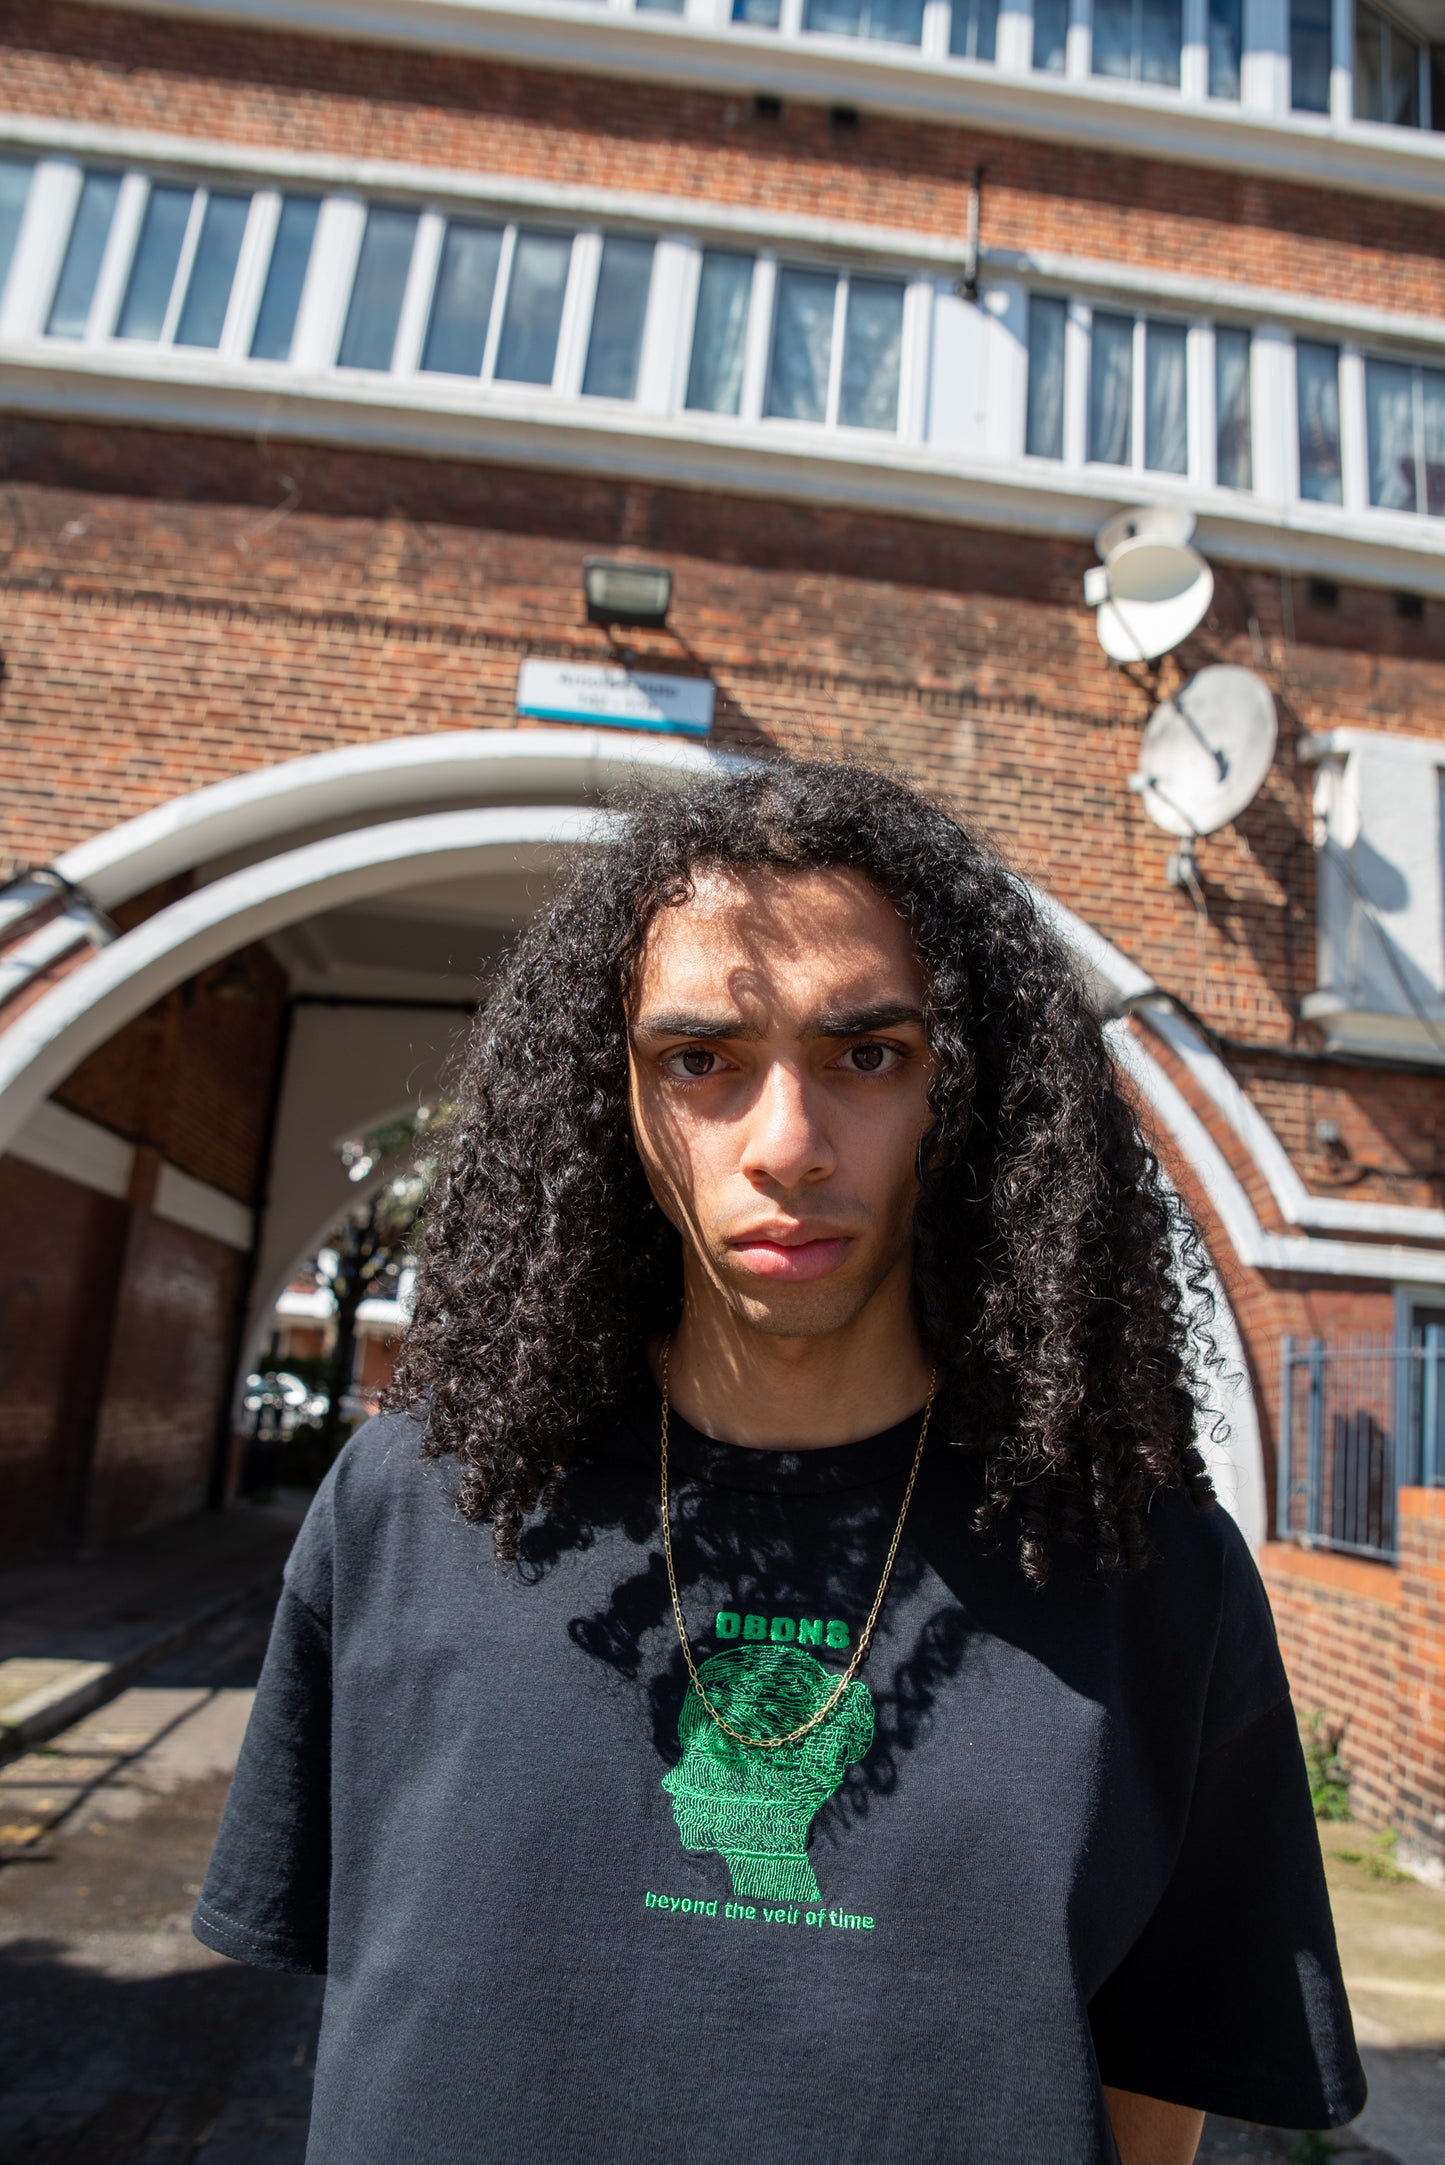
{"left": 659, "top": 1338, "right": 937, "bottom": 1751}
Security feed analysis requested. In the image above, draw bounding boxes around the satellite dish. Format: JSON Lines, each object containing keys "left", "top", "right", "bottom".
{"left": 1129, "top": 665, "right": 1278, "bottom": 839}
{"left": 1083, "top": 506, "right": 1214, "bottom": 663}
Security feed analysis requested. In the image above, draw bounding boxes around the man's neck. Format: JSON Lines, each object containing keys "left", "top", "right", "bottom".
{"left": 656, "top": 1264, "right": 932, "bottom": 1451}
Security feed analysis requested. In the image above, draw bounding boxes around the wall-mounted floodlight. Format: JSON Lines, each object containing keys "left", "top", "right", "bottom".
{"left": 584, "top": 559, "right": 673, "bottom": 628}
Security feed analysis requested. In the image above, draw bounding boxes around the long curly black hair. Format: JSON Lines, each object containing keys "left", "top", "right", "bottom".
{"left": 387, "top": 754, "right": 1216, "bottom": 1580}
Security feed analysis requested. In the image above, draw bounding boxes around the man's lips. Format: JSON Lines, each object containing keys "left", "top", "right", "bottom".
{"left": 725, "top": 1232, "right": 856, "bottom": 1283}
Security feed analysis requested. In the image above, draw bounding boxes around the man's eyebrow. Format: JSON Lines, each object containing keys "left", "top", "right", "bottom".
{"left": 629, "top": 1012, "right": 757, "bottom": 1042}
{"left": 806, "top": 1002, "right": 927, "bottom": 1038}
{"left": 628, "top": 1002, "right": 926, "bottom": 1043}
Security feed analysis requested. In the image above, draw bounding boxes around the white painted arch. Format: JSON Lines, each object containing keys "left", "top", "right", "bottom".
{"left": 9, "top": 717, "right": 1436, "bottom": 1550}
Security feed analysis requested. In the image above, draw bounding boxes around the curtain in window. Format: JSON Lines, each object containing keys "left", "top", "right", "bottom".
{"left": 116, "top": 184, "right": 193, "bottom": 341}
{"left": 1089, "top": 312, "right": 1134, "bottom": 466}
{"left": 686, "top": 252, "right": 753, "bottom": 416}
{"left": 1093, "top": 0, "right": 1181, "bottom": 85}
{"left": 1144, "top": 320, "right": 1188, "bottom": 474}
{"left": 175, "top": 193, "right": 249, "bottom": 349}
{"left": 949, "top": 0, "right": 999, "bottom": 61}
{"left": 48, "top": 172, "right": 121, "bottom": 339}
{"left": 1025, "top": 296, "right": 1067, "bottom": 460}
{"left": 250, "top": 198, "right": 319, "bottom": 364}
{"left": 1365, "top": 359, "right": 1416, "bottom": 510}
{"left": 422, "top": 222, "right": 503, "bottom": 377}
{"left": 766, "top": 269, "right": 836, "bottom": 423}
{"left": 1296, "top": 341, "right": 1343, "bottom": 503}
{"left": 1355, "top": 1, "right": 1385, "bottom": 118}
{"left": 804, "top": 0, "right": 925, "bottom": 43}
{"left": 494, "top": 231, "right": 573, "bottom": 386}
{"left": 839, "top": 279, "right": 904, "bottom": 430}
{"left": 1214, "top": 327, "right": 1252, "bottom": 490}
{"left": 1032, "top": 0, "right": 1069, "bottom": 70}
{"left": 582, "top": 237, "right": 655, "bottom": 401}
{"left": 338, "top": 206, "right": 419, "bottom": 372}
{"left": 1140, "top": 0, "right": 1183, "bottom": 84}
{"left": 1290, "top": 0, "right": 1331, "bottom": 111}
{"left": 1421, "top": 367, "right": 1445, "bottom": 517}
{"left": 1092, "top": 0, "right": 1134, "bottom": 78}
{"left": 1208, "top": 0, "right": 1242, "bottom": 97}
{"left": 0, "top": 161, "right": 31, "bottom": 304}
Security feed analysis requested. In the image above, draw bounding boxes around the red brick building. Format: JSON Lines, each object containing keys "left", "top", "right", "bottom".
{"left": 0, "top": 0, "right": 1441, "bottom": 1871}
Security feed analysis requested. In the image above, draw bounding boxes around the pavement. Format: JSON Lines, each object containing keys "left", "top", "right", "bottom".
{"left": 0, "top": 1503, "right": 303, "bottom": 1774}
{"left": 0, "top": 1508, "right": 1442, "bottom": 2164}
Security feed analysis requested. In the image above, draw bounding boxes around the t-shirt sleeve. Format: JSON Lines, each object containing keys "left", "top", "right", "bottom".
{"left": 1088, "top": 1522, "right": 1366, "bottom": 2128}
{"left": 192, "top": 1494, "right": 335, "bottom": 1974}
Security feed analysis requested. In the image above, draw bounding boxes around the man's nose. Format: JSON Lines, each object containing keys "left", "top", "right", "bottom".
{"left": 738, "top": 1059, "right": 834, "bottom": 1191}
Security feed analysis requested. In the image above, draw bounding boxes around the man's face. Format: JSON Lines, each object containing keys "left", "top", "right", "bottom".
{"left": 627, "top": 865, "right": 936, "bottom": 1340}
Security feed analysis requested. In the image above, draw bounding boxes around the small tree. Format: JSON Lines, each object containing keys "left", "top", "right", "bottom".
{"left": 306, "top": 1107, "right": 442, "bottom": 1462}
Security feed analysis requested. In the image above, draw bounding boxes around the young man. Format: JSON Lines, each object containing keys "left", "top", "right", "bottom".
{"left": 196, "top": 758, "right": 1364, "bottom": 2164}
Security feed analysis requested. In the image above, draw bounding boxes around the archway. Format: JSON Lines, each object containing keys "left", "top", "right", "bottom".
{"left": 0, "top": 728, "right": 1267, "bottom": 1550}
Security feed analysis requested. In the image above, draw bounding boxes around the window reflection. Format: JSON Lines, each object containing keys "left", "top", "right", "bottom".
{"left": 1089, "top": 312, "right": 1134, "bottom": 466}
{"left": 422, "top": 221, "right": 503, "bottom": 377}
{"left": 803, "top": 0, "right": 925, "bottom": 47}
{"left": 250, "top": 197, "right": 319, "bottom": 363}
{"left": 1290, "top": 0, "right": 1332, "bottom": 112}
{"left": 1366, "top": 358, "right": 1445, "bottom": 516}
{"left": 686, "top": 251, "right": 754, "bottom": 416}
{"left": 0, "top": 160, "right": 32, "bottom": 305}
{"left": 582, "top": 237, "right": 655, "bottom": 400}
{"left": 949, "top": 0, "right": 998, "bottom": 61}
{"left": 175, "top": 192, "right": 249, "bottom": 349}
{"left": 1215, "top": 328, "right": 1252, "bottom": 490}
{"left": 1297, "top": 341, "right": 1343, "bottom": 503}
{"left": 1093, "top": 0, "right": 1182, "bottom": 88}
{"left": 116, "top": 184, "right": 193, "bottom": 341}
{"left": 1208, "top": 0, "right": 1243, "bottom": 98}
{"left": 767, "top": 268, "right": 836, "bottom": 422}
{"left": 840, "top": 278, "right": 904, "bottom": 430}
{"left": 495, "top": 230, "right": 572, "bottom": 385}
{"left": 337, "top": 206, "right": 419, "bottom": 372}
{"left": 1026, "top": 296, "right": 1067, "bottom": 460}
{"left": 1033, "top": 0, "right": 1069, "bottom": 74}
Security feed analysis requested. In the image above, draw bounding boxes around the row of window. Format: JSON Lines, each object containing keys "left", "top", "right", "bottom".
{"left": 620, "top": 0, "right": 1443, "bottom": 128}
{"left": 5, "top": 156, "right": 1444, "bottom": 521}
{"left": 1025, "top": 296, "right": 1445, "bottom": 516}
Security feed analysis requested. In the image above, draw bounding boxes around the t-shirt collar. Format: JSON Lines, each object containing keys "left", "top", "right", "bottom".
{"left": 613, "top": 1380, "right": 933, "bottom": 1495}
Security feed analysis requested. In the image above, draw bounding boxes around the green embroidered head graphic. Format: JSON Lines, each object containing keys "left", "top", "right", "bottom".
{"left": 662, "top": 1644, "right": 874, "bottom": 1904}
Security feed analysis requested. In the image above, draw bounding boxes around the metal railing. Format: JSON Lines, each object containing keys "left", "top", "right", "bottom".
{"left": 1276, "top": 1332, "right": 1445, "bottom": 1560}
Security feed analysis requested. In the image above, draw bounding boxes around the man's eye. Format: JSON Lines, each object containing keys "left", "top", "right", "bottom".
{"left": 843, "top": 1043, "right": 895, "bottom": 1074}
{"left": 675, "top": 1048, "right": 716, "bottom": 1077}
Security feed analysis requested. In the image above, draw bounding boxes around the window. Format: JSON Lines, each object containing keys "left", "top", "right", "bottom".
{"left": 581, "top": 237, "right": 655, "bottom": 400}
{"left": 1092, "top": 0, "right": 1183, "bottom": 87}
{"left": 949, "top": 0, "right": 999, "bottom": 61}
{"left": 1354, "top": 0, "right": 1421, "bottom": 126}
{"left": 1290, "top": 0, "right": 1332, "bottom": 111}
{"left": 250, "top": 197, "right": 319, "bottom": 363}
{"left": 494, "top": 230, "right": 573, "bottom": 385}
{"left": 733, "top": 0, "right": 782, "bottom": 21}
{"left": 421, "top": 221, "right": 504, "bottom": 376}
{"left": 47, "top": 171, "right": 121, "bottom": 339}
{"left": 115, "top": 183, "right": 193, "bottom": 341}
{"left": 839, "top": 278, "right": 904, "bottom": 429}
{"left": 1297, "top": 341, "right": 1343, "bottom": 502}
{"left": 1144, "top": 319, "right": 1188, "bottom": 473}
{"left": 337, "top": 206, "right": 419, "bottom": 371}
{"left": 766, "top": 268, "right": 836, "bottom": 422}
{"left": 1208, "top": 0, "right": 1243, "bottom": 98}
{"left": 1215, "top": 327, "right": 1252, "bottom": 489}
{"left": 1089, "top": 311, "right": 1134, "bottom": 464}
{"left": 1404, "top": 1307, "right": 1445, "bottom": 1488}
{"left": 1033, "top": 0, "right": 1069, "bottom": 72}
{"left": 174, "top": 192, "right": 250, "bottom": 348}
{"left": 1025, "top": 295, "right": 1067, "bottom": 459}
{"left": 764, "top": 266, "right": 904, "bottom": 430}
{"left": 802, "top": 0, "right": 925, "bottom": 45}
{"left": 686, "top": 251, "right": 754, "bottom": 416}
{"left": 0, "top": 159, "right": 32, "bottom": 304}
{"left": 1365, "top": 358, "right": 1445, "bottom": 516}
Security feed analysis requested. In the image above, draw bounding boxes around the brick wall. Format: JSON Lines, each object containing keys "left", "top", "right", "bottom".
{"left": 7, "top": 3, "right": 1445, "bottom": 313}
{"left": 1260, "top": 1543, "right": 1403, "bottom": 1831}
{"left": 1397, "top": 1489, "right": 1445, "bottom": 1883}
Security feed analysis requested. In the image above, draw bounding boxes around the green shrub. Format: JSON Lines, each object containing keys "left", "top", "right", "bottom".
{"left": 1301, "top": 1712, "right": 1351, "bottom": 1822}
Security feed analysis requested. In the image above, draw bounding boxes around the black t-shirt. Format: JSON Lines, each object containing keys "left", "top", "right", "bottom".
{"left": 195, "top": 1394, "right": 1365, "bottom": 2164}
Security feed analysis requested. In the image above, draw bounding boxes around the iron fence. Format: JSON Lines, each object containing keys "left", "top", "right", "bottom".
{"left": 1276, "top": 1331, "right": 1445, "bottom": 1560}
